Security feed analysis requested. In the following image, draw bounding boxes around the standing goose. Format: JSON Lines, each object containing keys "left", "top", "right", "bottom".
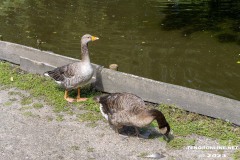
{"left": 95, "top": 93, "right": 170, "bottom": 137}
{"left": 44, "top": 34, "right": 99, "bottom": 102}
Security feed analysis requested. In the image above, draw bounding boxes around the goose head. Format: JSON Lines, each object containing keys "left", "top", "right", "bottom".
{"left": 81, "top": 34, "right": 99, "bottom": 44}
{"left": 159, "top": 122, "right": 170, "bottom": 136}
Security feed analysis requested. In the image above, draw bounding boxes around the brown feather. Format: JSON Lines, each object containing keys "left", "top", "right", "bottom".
{"left": 96, "top": 93, "right": 170, "bottom": 135}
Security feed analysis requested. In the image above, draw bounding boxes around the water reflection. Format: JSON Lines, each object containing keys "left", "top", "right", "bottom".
{"left": 0, "top": 0, "right": 239, "bottom": 100}
{"left": 160, "top": 0, "right": 240, "bottom": 44}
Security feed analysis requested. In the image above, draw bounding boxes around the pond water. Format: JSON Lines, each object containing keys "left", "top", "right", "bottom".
{"left": 0, "top": 0, "right": 239, "bottom": 100}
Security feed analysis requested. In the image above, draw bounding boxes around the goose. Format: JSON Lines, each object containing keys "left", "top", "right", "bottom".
{"left": 44, "top": 34, "right": 99, "bottom": 102}
{"left": 94, "top": 92, "right": 170, "bottom": 138}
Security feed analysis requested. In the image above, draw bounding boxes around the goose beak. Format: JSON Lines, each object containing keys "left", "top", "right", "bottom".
{"left": 91, "top": 36, "right": 99, "bottom": 41}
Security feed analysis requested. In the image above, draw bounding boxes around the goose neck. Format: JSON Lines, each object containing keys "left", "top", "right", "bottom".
{"left": 81, "top": 43, "right": 90, "bottom": 62}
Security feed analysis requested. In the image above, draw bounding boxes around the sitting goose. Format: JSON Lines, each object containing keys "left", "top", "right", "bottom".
{"left": 44, "top": 34, "right": 99, "bottom": 102}
{"left": 95, "top": 93, "right": 170, "bottom": 138}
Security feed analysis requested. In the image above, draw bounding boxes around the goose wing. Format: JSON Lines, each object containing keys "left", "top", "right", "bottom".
{"left": 96, "top": 93, "right": 146, "bottom": 116}
{"left": 45, "top": 63, "right": 77, "bottom": 81}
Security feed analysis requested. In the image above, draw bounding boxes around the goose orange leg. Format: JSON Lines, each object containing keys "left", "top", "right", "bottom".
{"left": 64, "top": 90, "right": 75, "bottom": 102}
{"left": 76, "top": 88, "right": 88, "bottom": 102}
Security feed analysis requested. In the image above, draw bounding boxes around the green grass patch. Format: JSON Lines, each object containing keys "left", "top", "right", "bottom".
{"left": 56, "top": 114, "right": 64, "bottom": 122}
{"left": 0, "top": 61, "right": 99, "bottom": 113}
{"left": 21, "top": 97, "right": 33, "bottom": 105}
{"left": 166, "top": 137, "right": 196, "bottom": 149}
{"left": 19, "top": 106, "right": 32, "bottom": 111}
{"left": 22, "top": 111, "right": 39, "bottom": 118}
{"left": 77, "top": 111, "right": 102, "bottom": 122}
{"left": 4, "top": 101, "right": 13, "bottom": 106}
{"left": 1, "top": 61, "right": 240, "bottom": 146}
{"left": 232, "top": 150, "right": 240, "bottom": 160}
{"left": 82, "top": 97, "right": 100, "bottom": 112}
{"left": 33, "top": 103, "right": 44, "bottom": 109}
{"left": 8, "top": 91, "right": 25, "bottom": 97}
{"left": 157, "top": 105, "right": 240, "bottom": 145}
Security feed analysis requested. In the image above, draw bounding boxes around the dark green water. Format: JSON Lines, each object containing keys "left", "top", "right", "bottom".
{"left": 0, "top": 0, "right": 239, "bottom": 100}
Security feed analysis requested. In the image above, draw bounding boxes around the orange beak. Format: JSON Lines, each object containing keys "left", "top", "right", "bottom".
{"left": 91, "top": 36, "right": 99, "bottom": 41}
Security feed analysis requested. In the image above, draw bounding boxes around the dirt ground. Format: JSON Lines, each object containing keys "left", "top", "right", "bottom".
{"left": 0, "top": 87, "right": 238, "bottom": 160}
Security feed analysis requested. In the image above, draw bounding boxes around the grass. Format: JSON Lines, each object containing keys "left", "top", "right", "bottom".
{"left": 8, "top": 91, "right": 25, "bottom": 97}
{"left": 22, "top": 111, "right": 39, "bottom": 118}
{"left": 232, "top": 150, "right": 240, "bottom": 160}
{"left": 0, "top": 61, "right": 99, "bottom": 112}
{"left": 21, "top": 97, "right": 33, "bottom": 105}
{"left": 166, "top": 137, "right": 196, "bottom": 149}
{"left": 77, "top": 111, "right": 102, "bottom": 123}
{"left": 155, "top": 105, "right": 240, "bottom": 145}
{"left": 0, "top": 61, "right": 240, "bottom": 147}
{"left": 4, "top": 101, "right": 13, "bottom": 106}
{"left": 19, "top": 106, "right": 32, "bottom": 111}
{"left": 33, "top": 103, "right": 44, "bottom": 109}
{"left": 56, "top": 114, "right": 64, "bottom": 122}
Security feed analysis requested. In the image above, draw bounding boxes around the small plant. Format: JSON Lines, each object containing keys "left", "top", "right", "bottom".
{"left": 56, "top": 115, "right": 64, "bottom": 122}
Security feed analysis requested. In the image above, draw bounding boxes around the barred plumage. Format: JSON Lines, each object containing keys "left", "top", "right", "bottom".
{"left": 95, "top": 92, "right": 170, "bottom": 137}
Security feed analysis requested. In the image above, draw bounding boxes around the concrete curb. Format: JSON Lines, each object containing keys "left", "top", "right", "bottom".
{"left": 0, "top": 41, "right": 239, "bottom": 125}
